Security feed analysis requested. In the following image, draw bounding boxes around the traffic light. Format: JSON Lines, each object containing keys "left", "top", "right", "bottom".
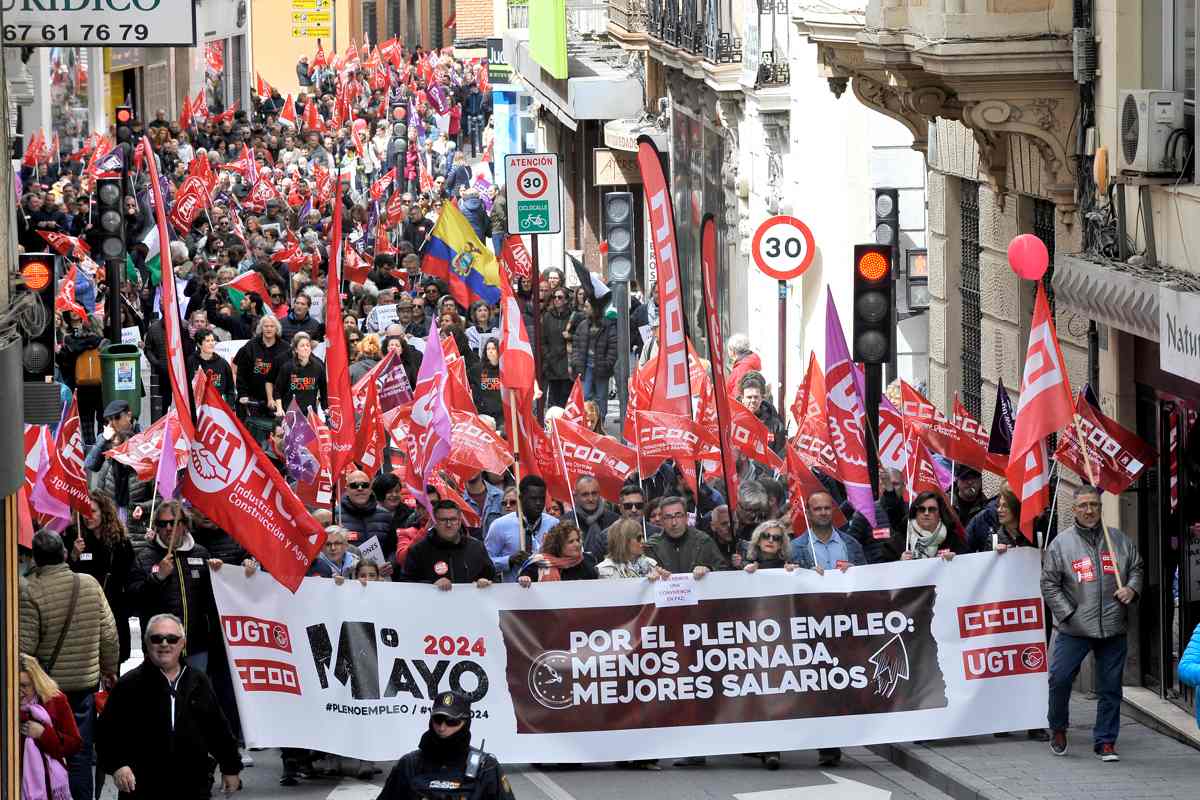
{"left": 115, "top": 105, "right": 134, "bottom": 145}
{"left": 603, "top": 191, "right": 635, "bottom": 282}
{"left": 95, "top": 177, "right": 127, "bottom": 264}
{"left": 874, "top": 188, "right": 899, "bottom": 247}
{"left": 852, "top": 244, "right": 896, "bottom": 365}
{"left": 17, "top": 253, "right": 56, "bottom": 383}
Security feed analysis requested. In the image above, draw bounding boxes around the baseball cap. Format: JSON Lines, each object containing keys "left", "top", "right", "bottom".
{"left": 430, "top": 690, "right": 471, "bottom": 720}
{"left": 103, "top": 400, "right": 131, "bottom": 419}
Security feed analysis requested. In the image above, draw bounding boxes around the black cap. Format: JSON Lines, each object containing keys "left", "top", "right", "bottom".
{"left": 103, "top": 400, "right": 131, "bottom": 419}
{"left": 954, "top": 464, "right": 982, "bottom": 481}
{"left": 430, "top": 690, "right": 471, "bottom": 720}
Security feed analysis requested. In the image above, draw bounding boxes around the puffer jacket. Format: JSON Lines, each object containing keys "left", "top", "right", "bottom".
{"left": 127, "top": 533, "right": 217, "bottom": 655}
{"left": 19, "top": 563, "right": 119, "bottom": 692}
{"left": 1041, "top": 524, "right": 1145, "bottom": 639}
{"left": 1178, "top": 623, "right": 1200, "bottom": 727}
{"left": 339, "top": 496, "right": 397, "bottom": 548}
{"left": 569, "top": 314, "right": 619, "bottom": 379}
{"left": 540, "top": 305, "right": 572, "bottom": 382}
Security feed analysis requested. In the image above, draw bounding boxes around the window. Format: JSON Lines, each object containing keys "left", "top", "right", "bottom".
{"left": 959, "top": 180, "right": 982, "bottom": 419}
{"left": 1032, "top": 198, "right": 1056, "bottom": 311}
{"left": 1175, "top": 0, "right": 1196, "bottom": 104}
{"left": 1152, "top": 0, "right": 1197, "bottom": 105}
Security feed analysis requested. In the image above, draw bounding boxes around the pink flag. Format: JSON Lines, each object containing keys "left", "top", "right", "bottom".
{"left": 824, "top": 289, "right": 876, "bottom": 526}
{"left": 156, "top": 413, "right": 180, "bottom": 500}
{"left": 407, "top": 318, "right": 454, "bottom": 518}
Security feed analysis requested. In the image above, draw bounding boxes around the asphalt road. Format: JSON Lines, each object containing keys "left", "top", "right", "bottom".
{"left": 100, "top": 745, "right": 951, "bottom": 799}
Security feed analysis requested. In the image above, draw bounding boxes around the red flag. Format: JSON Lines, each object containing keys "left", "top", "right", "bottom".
{"left": 279, "top": 94, "right": 297, "bottom": 127}
{"left": 441, "top": 335, "right": 478, "bottom": 414}
{"left": 243, "top": 175, "right": 283, "bottom": 213}
{"left": 303, "top": 98, "right": 323, "bottom": 133}
{"left": 55, "top": 265, "right": 89, "bottom": 321}
{"left": 205, "top": 41, "right": 224, "bottom": 73}
{"left": 503, "top": 389, "right": 571, "bottom": 503}
{"left": 313, "top": 40, "right": 328, "bottom": 70}
{"left": 22, "top": 129, "right": 44, "bottom": 168}
{"left": 1054, "top": 391, "right": 1156, "bottom": 495}
{"left": 179, "top": 93, "right": 193, "bottom": 131}
{"left": 498, "top": 236, "right": 532, "bottom": 285}
{"left": 38, "top": 231, "right": 90, "bottom": 260}
{"left": 212, "top": 100, "right": 239, "bottom": 125}
{"left": 183, "top": 375, "right": 324, "bottom": 592}
{"left": 344, "top": 246, "right": 370, "bottom": 285}
{"left": 255, "top": 72, "right": 271, "bottom": 100}
{"left": 429, "top": 473, "right": 481, "bottom": 528}
{"left": 446, "top": 410, "right": 514, "bottom": 480}
{"left": 325, "top": 179, "right": 356, "bottom": 478}
{"left": 106, "top": 411, "right": 187, "bottom": 480}
{"left": 375, "top": 222, "right": 395, "bottom": 257}
{"left": 551, "top": 418, "right": 636, "bottom": 504}
{"left": 191, "top": 90, "right": 209, "bottom": 124}
{"left": 562, "top": 376, "right": 586, "bottom": 423}
{"left": 498, "top": 277, "right": 535, "bottom": 391}
{"left": 878, "top": 396, "right": 907, "bottom": 473}
{"left": 169, "top": 175, "right": 210, "bottom": 236}
{"left": 951, "top": 393, "right": 996, "bottom": 475}
{"left": 145, "top": 136, "right": 195, "bottom": 440}
{"left": 633, "top": 409, "right": 721, "bottom": 464}
{"left": 1006, "top": 284, "right": 1074, "bottom": 539}
{"left": 792, "top": 353, "right": 839, "bottom": 475}
{"left": 900, "top": 381, "right": 959, "bottom": 457}
{"left": 729, "top": 399, "right": 784, "bottom": 470}
{"left": 370, "top": 167, "right": 396, "bottom": 202}
{"left": 785, "top": 443, "right": 847, "bottom": 531}
{"left": 638, "top": 140, "right": 691, "bottom": 427}
{"left": 350, "top": 366, "right": 386, "bottom": 474}
{"left": 385, "top": 191, "right": 406, "bottom": 226}
{"left": 701, "top": 215, "right": 742, "bottom": 509}
{"left": 43, "top": 395, "right": 91, "bottom": 515}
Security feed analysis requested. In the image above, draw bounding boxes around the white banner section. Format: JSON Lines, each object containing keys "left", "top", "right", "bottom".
{"left": 212, "top": 551, "right": 1050, "bottom": 763}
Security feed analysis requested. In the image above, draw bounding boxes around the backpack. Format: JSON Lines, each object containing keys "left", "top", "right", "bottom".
{"left": 74, "top": 348, "right": 101, "bottom": 386}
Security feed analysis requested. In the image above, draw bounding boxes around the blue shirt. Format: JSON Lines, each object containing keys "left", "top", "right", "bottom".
{"left": 791, "top": 530, "right": 859, "bottom": 570}
{"left": 484, "top": 512, "right": 558, "bottom": 582}
{"left": 464, "top": 482, "right": 504, "bottom": 537}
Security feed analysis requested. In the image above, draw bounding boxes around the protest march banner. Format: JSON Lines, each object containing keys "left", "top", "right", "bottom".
{"left": 213, "top": 551, "right": 1050, "bottom": 762}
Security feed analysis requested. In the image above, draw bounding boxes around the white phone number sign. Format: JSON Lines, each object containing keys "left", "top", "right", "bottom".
{"left": 1, "top": 0, "right": 196, "bottom": 46}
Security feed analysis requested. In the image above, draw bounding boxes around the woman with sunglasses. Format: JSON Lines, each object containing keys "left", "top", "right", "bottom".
{"left": 540, "top": 286, "right": 574, "bottom": 408}
{"left": 898, "top": 491, "right": 961, "bottom": 561}
{"left": 377, "top": 691, "right": 514, "bottom": 800}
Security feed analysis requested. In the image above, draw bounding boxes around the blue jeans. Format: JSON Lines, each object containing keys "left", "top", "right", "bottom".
{"left": 584, "top": 367, "right": 609, "bottom": 424}
{"left": 65, "top": 689, "right": 94, "bottom": 800}
{"left": 1047, "top": 631, "right": 1127, "bottom": 746}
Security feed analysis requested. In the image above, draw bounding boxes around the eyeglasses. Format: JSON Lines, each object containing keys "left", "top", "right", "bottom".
{"left": 430, "top": 715, "right": 464, "bottom": 727}
{"left": 347, "top": 482, "right": 370, "bottom": 490}
{"left": 435, "top": 516, "right": 459, "bottom": 524}
{"left": 663, "top": 512, "right": 687, "bottom": 522}
{"left": 916, "top": 505, "right": 940, "bottom": 515}
{"left": 148, "top": 634, "right": 182, "bottom": 645}
{"left": 154, "top": 518, "right": 177, "bottom": 529}
{"left": 622, "top": 501, "right": 645, "bottom": 510}
{"left": 761, "top": 533, "right": 785, "bottom": 543}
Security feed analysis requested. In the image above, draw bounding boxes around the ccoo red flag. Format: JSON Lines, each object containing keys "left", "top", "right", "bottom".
{"left": 1054, "top": 391, "right": 1156, "bottom": 495}
{"left": 445, "top": 409, "right": 515, "bottom": 480}
{"left": 325, "top": 177, "right": 357, "bottom": 478}
{"left": 562, "top": 376, "right": 586, "bottom": 423}
{"left": 551, "top": 418, "right": 636, "bottom": 503}
{"left": 498, "top": 277, "right": 535, "bottom": 391}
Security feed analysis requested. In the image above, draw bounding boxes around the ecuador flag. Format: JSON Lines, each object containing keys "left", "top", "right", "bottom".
{"left": 421, "top": 203, "right": 502, "bottom": 307}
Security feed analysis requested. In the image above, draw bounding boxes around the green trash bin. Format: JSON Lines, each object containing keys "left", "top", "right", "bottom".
{"left": 100, "top": 344, "right": 143, "bottom": 419}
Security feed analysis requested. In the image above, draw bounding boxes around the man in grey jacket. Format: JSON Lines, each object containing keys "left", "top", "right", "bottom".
{"left": 1041, "top": 485, "right": 1144, "bottom": 761}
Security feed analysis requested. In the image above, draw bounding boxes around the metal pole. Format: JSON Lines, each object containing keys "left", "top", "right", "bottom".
{"left": 530, "top": 236, "right": 542, "bottom": 419}
{"left": 865, "top": 362, "right": 882, "bottom": 497}
{"left": 777, "top": 279, "right": 786, "bottom": 410}
{"left": 105, "top": 144, "right": 131, "bottom": 343}
{"left": 613, "top": 279, "right": 630, "bottom": 440}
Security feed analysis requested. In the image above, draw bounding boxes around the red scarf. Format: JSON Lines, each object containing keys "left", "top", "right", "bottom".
{"left": 535, "top": 553, "right": 583, "bottom": 582}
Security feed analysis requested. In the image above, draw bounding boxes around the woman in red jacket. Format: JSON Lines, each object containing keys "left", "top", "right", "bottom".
{"left": 19, "top": 653, "right": 81, "bottom": 800}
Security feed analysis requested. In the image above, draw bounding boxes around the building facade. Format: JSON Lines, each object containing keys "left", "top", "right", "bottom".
{"left": 796, "top": 0, "right": 1200, "bottom": 718}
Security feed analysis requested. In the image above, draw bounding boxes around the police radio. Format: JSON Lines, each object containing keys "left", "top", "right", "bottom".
{"left": 465, "top": 740, "right": 485, "bottom": 779}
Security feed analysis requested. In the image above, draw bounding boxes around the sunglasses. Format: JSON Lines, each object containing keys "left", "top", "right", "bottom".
{"left": 916, "top": 506, "right": 940, "bottom": 514}
{"left": 761, "top": 533, "right": 785, "bottom": 543}
{"left": 622, "top": 502, "right": 645, "bottom": 510}
{"left": 430, "top": 715, "right": 464, "bottom": 727}
{"left": 148, "top": 634, "right": 182, "bottom": 645}
{"left": 347, "top": 482, "right": 371, "bottom": 490}
{"left": 154, "top": 518, "right": 178, "bottom": 528}
{"left": 502, "top": 499, "right": 517, "bottom": 507}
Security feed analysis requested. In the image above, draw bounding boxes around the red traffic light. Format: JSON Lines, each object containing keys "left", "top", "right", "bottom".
{"left": 21, "top": 259, "right": 52, "bottom": 291}
{"left": 855, "top": 248, "right": 891, "bottom": 282}
{"left": 115, "top": 106, "right": 133, "bottom": 124}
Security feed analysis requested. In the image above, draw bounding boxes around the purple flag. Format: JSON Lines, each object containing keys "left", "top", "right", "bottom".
{"left": 283, "top": 398, "right": 320, "bottom": 484}
{"left": 427, "top": 83, "right": 450, "bottom": 115}
{"left": 824, "top": 289, "right": 876, "bottom": 526}
{"left": 377, "top": 351, "right": 414, "bottom": 412}
{"left": 987, "top": 380, "right": 1015, "bottom": 457}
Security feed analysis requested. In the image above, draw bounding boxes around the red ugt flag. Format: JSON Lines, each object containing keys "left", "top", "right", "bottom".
{"left": 183, "top": 375, "right": 324, "bottom": 592}
{"left": 43, "top": 395, "right": 92, "bottom": 515}
{"left": 1006, "top": 284, "right": 1074, "bottom": 539}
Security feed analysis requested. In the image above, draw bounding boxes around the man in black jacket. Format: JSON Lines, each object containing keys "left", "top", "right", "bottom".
{"left": 339, "top": 470, "right": 397, "bottom": 547}
{"left": 400, "top": 501, "right": 497, "bottom": 589}
{"left": 280, "top": 292, "right": 324, "bottom": 343}
{"left": 98, "top": 613, "right": 242, "bottom": 799}
{"left": 737, "top": 371, "right": 787, "bottom": 456}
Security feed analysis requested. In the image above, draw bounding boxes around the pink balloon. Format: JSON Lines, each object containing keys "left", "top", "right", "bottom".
{"left": 1007, "top": 234, "right": 1049, "bottom": 281}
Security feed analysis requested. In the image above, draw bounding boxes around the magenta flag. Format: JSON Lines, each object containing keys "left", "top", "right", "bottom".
{"left": 824, "top": 289, "right": 876, "bottom": 526}
{"left": 155, "top": 412, "right": 180, "bottom": 500}
{"left": 408, "top": 317, "right": 454, "bottom": 517}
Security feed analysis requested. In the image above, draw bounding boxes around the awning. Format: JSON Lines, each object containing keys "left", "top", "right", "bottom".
{"left": 1054, "top": 253, "right": 1200, "bottom": 342}
{"left": 503, "top": 31, "right": 644, "bottom": 131}
{"left": 604, "top": 117, "right": 667, "bottom": 152}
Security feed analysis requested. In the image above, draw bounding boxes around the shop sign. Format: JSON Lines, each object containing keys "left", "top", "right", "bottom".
{"left": 1159, "top": 287, "right": 1200, "bottom": 385}
{"left": 593, "top": 148, "right": 641, "bottom": 186}
{"left": 487, "top": 38, "right": 512, "bottom": 85}
{"left": 1, "top": 0, "right": 197, "bottom": 47}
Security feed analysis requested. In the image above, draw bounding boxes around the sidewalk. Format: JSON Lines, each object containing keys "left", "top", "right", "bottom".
{"left": 870, "top": 694, "right": 1200, "bottom": 800}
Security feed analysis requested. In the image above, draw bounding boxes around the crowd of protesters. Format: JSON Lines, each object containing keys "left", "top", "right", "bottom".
{"left": 14, "top": 34, "right": 1152, "bottom": 800}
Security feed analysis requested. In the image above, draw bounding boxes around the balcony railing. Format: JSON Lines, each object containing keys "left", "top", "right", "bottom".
{"left": 756, "top": 49, "right": 789, "bottom": 86}
{"left": 508, "top": 3, "right": 529, "bottom": 28}
{"left": 646, "top": 0, "right": 741, "bottom": 63}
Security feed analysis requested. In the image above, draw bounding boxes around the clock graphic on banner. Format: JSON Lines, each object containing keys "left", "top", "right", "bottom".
{"left": 527, "top": 651, "right": 574, "bottom": 710}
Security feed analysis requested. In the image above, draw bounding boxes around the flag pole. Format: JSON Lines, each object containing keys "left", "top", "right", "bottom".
{"left": 633, "top": 411, "right": 648, "bottom": 541}
{"left": 506, "top": 395, "right": 526, "bottom": 553}
{"left": 1072, "top": 412, "right": 1123, "bottom": 589}
{"left": 549, "top": 419, "right": 578, "bottom": 527}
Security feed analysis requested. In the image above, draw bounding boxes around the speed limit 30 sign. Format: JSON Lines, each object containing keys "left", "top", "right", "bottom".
{"left": 506, "top": 153, "right": 561, "bottom": 235}
{"left": 751, "top": 215, "right": 816, "bottom": 281}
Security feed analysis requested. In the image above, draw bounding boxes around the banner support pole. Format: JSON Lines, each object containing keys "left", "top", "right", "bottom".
{"left": 1072, "top": 413, "right": 1123, "bottom": 589}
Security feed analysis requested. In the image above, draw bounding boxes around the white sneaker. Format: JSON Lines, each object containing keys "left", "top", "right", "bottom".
{"left": 240, "top": 749, "right": 255, "bottom": 767}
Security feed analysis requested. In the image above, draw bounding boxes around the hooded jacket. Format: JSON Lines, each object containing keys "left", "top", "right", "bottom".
{"left": 233, "top": 335, "right": 288, "bottom": 406}
{"left": 1041, "top": 523, "right": 1144, "bottom": 639}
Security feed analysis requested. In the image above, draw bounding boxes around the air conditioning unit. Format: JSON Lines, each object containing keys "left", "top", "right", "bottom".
{"left": 1118, "top": 90, "right": 1187, "bottom": 174}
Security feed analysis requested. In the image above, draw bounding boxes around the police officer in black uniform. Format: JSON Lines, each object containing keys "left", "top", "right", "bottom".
{"left": 377, "top": 691, "right": 515, "bottom": 800}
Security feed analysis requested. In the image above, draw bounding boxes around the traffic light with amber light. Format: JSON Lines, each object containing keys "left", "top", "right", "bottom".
{"left": 852, "top": 244, "right": 896, "bottom": 365}
{"left": 17, "top": 253, "right": 56, "bottom": 382}
{"left": 115, "top": 105, "right": 134, "bottom": 145}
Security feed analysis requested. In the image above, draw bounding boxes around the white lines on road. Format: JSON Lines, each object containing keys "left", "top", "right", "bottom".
{"left": 733, "top": 773, "right": 892, "bottom": 800}
{"left": 522, "top": 769, "right": 582, "bottom": 800}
